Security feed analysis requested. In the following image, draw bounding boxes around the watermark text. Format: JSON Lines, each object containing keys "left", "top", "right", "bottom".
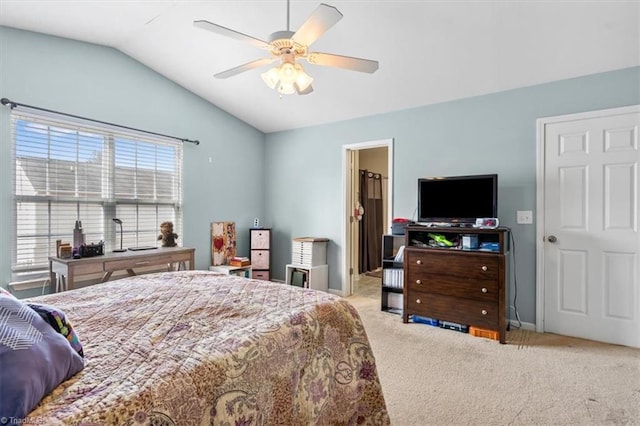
{"left": 1, "top": 416, "right": 50, "bottom": 425}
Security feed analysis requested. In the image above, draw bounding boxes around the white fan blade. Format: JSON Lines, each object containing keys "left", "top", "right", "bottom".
{"left": 306, "top": 52, "right": 379, "bottom": 73}
{"left": 296, "top": 84, "right": 314, "bottom": 95}
{"left": 292, "top": 3, "right": 343, "bottom": 47}
{"left": 194, "top": 20, "right": 270, "bottom": 50}
{"left": 214, "top": 58, "right": 275, "bottom": 79}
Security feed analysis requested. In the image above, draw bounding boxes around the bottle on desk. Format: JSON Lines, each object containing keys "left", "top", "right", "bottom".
{"left": 73, "top": 220, "right": 85, "bottom": 258}
{"left": 73, "top": 220, "right": 84, "bottom": 249}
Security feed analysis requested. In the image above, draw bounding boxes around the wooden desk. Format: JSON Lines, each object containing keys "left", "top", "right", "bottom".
{"left": 49, "top": 247, "right": 195, "bottom": 292}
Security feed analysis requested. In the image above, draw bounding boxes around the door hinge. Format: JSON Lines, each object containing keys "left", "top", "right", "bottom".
{"left": 349, "top": 267, "right": 353, "bottom": 276}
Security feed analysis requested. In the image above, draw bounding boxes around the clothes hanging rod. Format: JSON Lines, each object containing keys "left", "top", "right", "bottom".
{"left": 1, "top": 97, "right": 200, "bottom": 145}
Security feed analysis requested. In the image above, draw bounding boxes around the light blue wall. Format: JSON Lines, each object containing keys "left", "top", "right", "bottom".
{"left": 0, "top": 26, "right": 265, "bottom": 295}
{"left": 2, "top": 26, "right": 638, "bottom": 323}
{"left": 265, "top": 66, "right": 640, "bottom": 324}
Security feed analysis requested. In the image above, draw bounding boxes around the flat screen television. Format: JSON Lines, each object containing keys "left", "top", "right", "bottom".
{"left": 417, "top": 174, "right": 498, "bottom": 226}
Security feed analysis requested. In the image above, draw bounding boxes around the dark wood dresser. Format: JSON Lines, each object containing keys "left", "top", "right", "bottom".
{"left": 402, "top": 225, "right": 509, "bottom": 343}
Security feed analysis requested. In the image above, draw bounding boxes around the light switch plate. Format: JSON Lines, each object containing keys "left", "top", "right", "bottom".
{"left": 517, "top": 210, "right": 533, "bottom": 224}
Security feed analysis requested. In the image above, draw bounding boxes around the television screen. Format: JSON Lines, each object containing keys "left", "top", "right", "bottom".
{"left": 417, "top": 174, "right": 497, "bottom": 225}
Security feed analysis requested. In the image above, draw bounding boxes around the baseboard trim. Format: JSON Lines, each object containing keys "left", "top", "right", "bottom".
{"left": 509, "top": 319, "right": 536, "bottom": 331}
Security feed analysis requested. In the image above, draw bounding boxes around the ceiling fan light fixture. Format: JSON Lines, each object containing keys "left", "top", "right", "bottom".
{"left": 261, "top": 59, "right": 313, "bottom": 95}
{"left": 279, "top": 62, "right": 298, "bottom": 84}
{"left": 261, "top": 67, "right": 280, "bottom": 89}
{"left": 294, "top": 64, "right": 313, "bottom": 92}
{"left": 195, "top": 3, "right": 378, "bottom": 95}
{"left": 278, "top": 82, "right": 296, "bottom": 95}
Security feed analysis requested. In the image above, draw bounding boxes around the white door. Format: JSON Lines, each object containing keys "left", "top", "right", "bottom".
{"left": 540, "top": 106, "right": 640, "bottom": 348}
{"left": 350, "top": 149, "right": 360, "bottom": 295}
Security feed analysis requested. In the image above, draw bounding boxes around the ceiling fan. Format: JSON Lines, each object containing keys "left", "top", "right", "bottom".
{"left": 193, "top": 1, "right": 379, "bottom": 96}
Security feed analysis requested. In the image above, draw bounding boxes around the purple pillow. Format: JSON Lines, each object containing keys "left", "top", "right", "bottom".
{"left": 0, "top": 295, "right": 85, "bottom": 421}
{"left": 27, "top": 303, "right": 84, "bottom": 358}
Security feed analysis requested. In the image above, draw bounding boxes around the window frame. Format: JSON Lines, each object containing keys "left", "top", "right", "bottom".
{"left": 10, "top": 109, "right": 184, "bottom": 281}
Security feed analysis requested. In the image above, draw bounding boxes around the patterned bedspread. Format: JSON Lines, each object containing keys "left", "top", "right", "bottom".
{"left": 25, "top": 271, "right": 390, "bottom": 425}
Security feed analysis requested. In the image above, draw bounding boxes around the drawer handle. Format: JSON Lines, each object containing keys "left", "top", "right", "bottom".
{"left": 416, "top": 260, "right": 422, "bottom": 265}
{"left": 481, "top": 287, "right": 488, "bottom": 293}
{"left": 416, "top": 279, "right": 422, "bottom": 285}
{"left": 416, "top": 299, "right": 422, "bottom": 304}
{"left": 481, "top": 309, "right": 488, "bottom": 315}
{"left": 135, "top": 261, "right": 150, "bottom": 266}
{"left": 481, "top": 265, "right": 488, "bottom": 271}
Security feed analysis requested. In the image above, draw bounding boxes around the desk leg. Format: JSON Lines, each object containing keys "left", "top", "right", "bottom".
{"left": 66, "top": 270, "right": 75, "bottom": 291}
{"left": 49, "top": 260, "right": 56, "bottom": 293}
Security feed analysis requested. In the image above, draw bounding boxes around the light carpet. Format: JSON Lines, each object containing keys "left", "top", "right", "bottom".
{"left": 365, "top": 270, "right": 383, "bottom": 279}
{"left": 347, "top": 295, "right": 640, "bottom": 426}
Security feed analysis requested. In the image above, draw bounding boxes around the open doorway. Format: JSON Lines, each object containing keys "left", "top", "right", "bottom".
{"left": 342, "top": 139, "right": 393, "bottom": 297}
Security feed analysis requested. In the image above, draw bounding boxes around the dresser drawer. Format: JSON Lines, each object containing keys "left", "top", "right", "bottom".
{"left": 406, "top": 270, "right": 498, "bottom": 300}
{"left": 407, "top": 293, "right": 499, "bottom": 329}
{"left": 406, "top": 249, "right": 500, "bottom": 281}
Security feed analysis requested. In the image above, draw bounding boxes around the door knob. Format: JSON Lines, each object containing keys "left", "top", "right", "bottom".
{"left": 547, "top": 235, "right": 558, "bottom": 243}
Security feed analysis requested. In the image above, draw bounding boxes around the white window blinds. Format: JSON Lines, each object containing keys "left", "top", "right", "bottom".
{"left": 11, "top": 109, "right": 183, "bottom": 278}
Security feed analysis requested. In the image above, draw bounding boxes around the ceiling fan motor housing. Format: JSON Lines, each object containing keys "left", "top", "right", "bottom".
{"left": 268, "top": 31, "right": 307, "bottom": 57}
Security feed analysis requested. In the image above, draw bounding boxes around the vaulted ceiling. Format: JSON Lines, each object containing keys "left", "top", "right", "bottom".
{"left": 1, "top": 1, "right": 638, "bottom": 133}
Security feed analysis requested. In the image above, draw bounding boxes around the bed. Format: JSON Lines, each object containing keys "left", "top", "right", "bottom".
{"left": 7, "top": 270, "right": 390, "bottom": 425}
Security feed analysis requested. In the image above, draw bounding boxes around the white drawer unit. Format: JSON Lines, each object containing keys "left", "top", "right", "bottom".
{"left": 291, "top": 237, "right": 328, "bottom": 267}
{"left": 287, "top": 237, "right": 329, "bottom": 292}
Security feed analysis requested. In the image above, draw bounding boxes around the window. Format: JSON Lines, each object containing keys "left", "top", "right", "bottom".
{"left": 11, "top": 109, "right": 183, "bottom": 280}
